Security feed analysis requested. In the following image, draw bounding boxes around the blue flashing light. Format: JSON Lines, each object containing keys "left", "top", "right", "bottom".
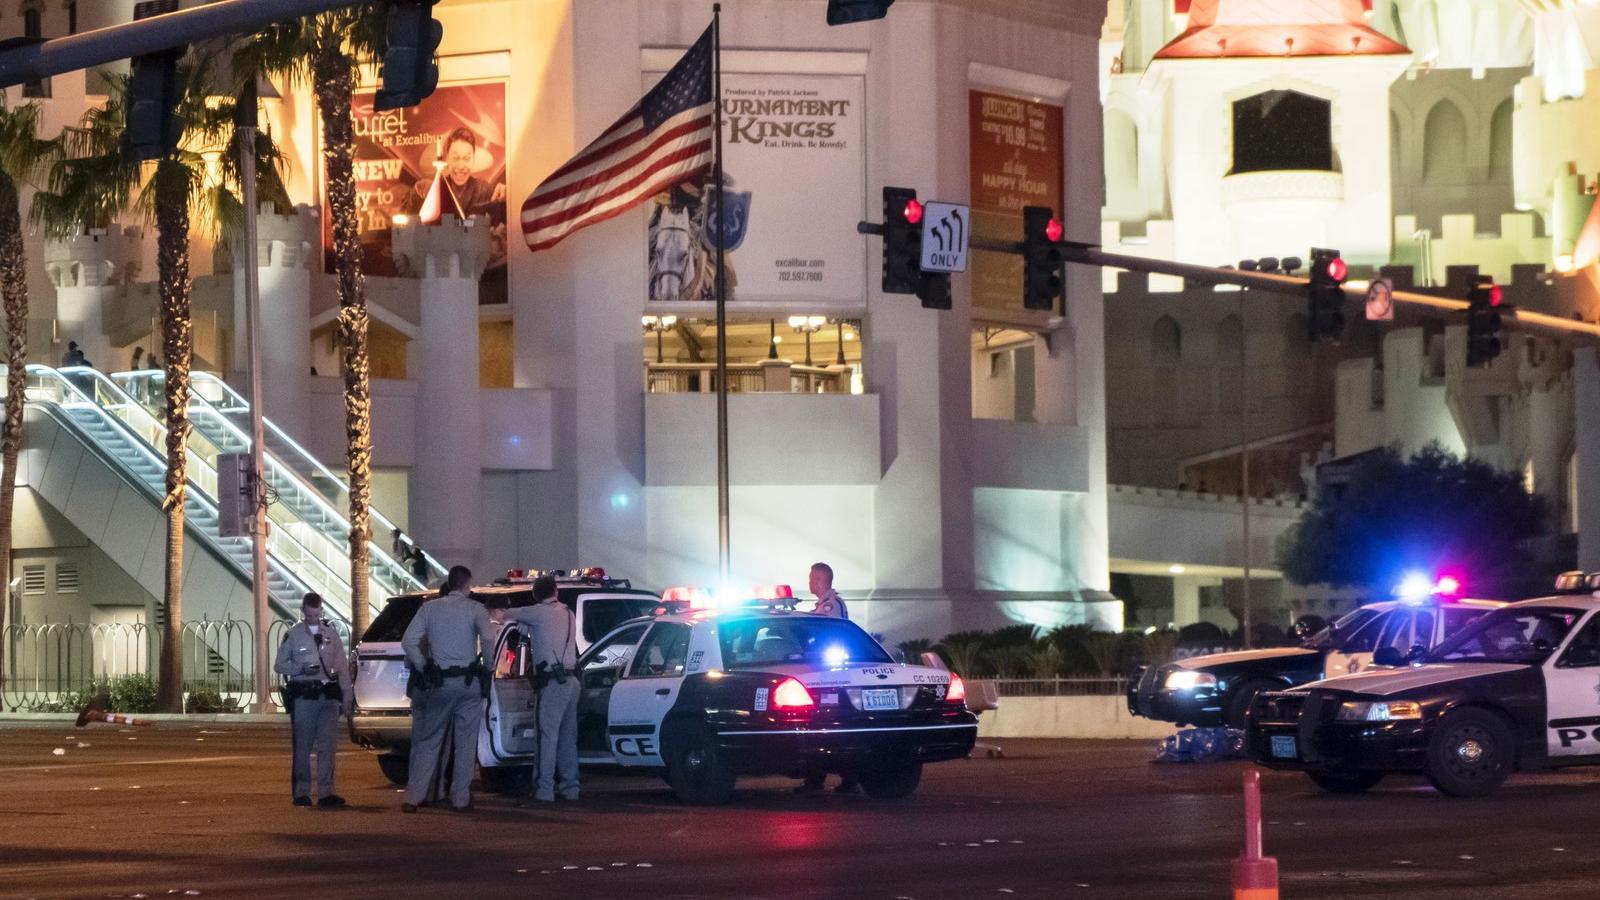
{"left": 1396, "top": 571, "right": 1434, "bottom": 602}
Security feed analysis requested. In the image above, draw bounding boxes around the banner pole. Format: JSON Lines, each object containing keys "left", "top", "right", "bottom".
{"left": 712, "top": 4, "right": 731, "bottom": 586}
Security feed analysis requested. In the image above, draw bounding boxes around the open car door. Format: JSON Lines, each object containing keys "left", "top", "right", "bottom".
{"left": 485, "top": 624, "right": 541, "bottom": 764}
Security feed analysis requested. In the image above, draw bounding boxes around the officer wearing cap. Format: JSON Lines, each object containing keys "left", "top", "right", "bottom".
{"left": 506, "top": 573, "right": 580, "bottom": 803}
{"left": 401, "top": 565, "right": 497, "bottom": 813}
{"left": 274, "top": 592, "right": 348, "bottom": 808}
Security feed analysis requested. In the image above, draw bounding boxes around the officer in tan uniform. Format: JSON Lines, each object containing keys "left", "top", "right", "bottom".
{"left": 274, "top": 593, "right": 348, "bottom": 808}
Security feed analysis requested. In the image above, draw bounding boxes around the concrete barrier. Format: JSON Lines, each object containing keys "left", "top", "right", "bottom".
{"left": 976, "top": 695, "right": 1176, "bottom": 740}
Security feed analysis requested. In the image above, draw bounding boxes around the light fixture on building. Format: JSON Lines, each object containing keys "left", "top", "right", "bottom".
{"left": 392, "top": 214, "right": 410, "bottom": 226}
{"left": 642, "top": 314, "right": 678, "bottom": 364}
{"left": 1168, "top": 564, "right": 1186, "bottom": 575}
{"left": 788, "top": 315, "right": 826, "bottom": 366}
{"left": 768, "top": 319, "right": 779, "bottom": 360}
{"left": 1556, "top": 254, "right": 1576, "bottom": 274}
{"left": 833, "top": 319, "right": 847, "bottom": 365}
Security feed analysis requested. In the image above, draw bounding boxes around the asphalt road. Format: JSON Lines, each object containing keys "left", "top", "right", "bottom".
{"left": 4, "top": 721, "right": 1600, "bottom": 899}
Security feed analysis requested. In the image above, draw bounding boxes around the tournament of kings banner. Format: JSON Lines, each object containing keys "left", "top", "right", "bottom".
{"left": 644, "top": 72, "right": 865, "bottom": 306}
{"left": 330, "top": 81, "right": 509, "bottom": 305}
{"left": 969, "top": 89, "right": 1063, "bottom": 316}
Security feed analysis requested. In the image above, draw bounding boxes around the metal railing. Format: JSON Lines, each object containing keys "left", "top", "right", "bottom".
{"left": 644, "top": 360, "right": 850, "bottom": 394}
{"left": 0, "top": 618, "right": 348, "bottom": 712}
{"left": 990, "top": 677, "right": 1131, "bottom": 697}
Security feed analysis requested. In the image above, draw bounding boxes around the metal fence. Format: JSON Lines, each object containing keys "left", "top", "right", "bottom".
{"left": 991, "top": 677, "right": 1131, "bottom": 697}
{"left": 0, "top": 618, "right": 349, "bottom": 712}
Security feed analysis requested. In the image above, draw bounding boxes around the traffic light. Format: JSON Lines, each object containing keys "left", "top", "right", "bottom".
{"left": 374, "top": 0, "right": 443, "bottom": 112}
{"left": 124, "top": 0, "right": 183, "bottom": 161}
{"left": 827, "top": 0, "right": 895, "bottom": 25}
{"left": 1022, "top": 206, "right": 1063, "bottom": 311}
{"left": 1465, "top": 276, "right": 1505, "bottom": 367}
{"left": 1307, "top": 247, "right": 1347, "bottom": 342}
{"left": 881, "top": 186, "right": 921, "bottom": 295}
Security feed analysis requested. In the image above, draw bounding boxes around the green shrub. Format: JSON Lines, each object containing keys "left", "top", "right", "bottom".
{"left": 987, "top": 646, "right": 1033, "bottom": 679}
{"left": 108, "top": 674, "right": 157, "bottom": 713}
{"left": 896, "top": 638, "right": 934, "bottom": 665}
{"left": 935, "top": 633, "right": 987, "bottom": 678}
{"left": 184, "top": 688, "right": 241, "bottom": 714}
{"left": 1025, "top": 640, "right": 1065, "bottom": 678}
{"left": 984, "top": 624, "right": 1039, "bottom": 648}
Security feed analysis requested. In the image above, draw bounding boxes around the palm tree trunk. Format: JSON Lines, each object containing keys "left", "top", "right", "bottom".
{"left": 154, "top": 165, "right": 193, "bottom": 714}
{"left": 314, "top": 41, "right": 371, "bottom": 642}
{"left": 0, "top": 177, "right": 27, "bottom": 698}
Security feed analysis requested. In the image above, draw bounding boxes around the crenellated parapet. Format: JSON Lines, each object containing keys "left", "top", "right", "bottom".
{"left": 249, "top": 203, "right": 320, "bottom": 270}
{"left": 390, "top": 215, "right": 492, "bottom": 281}
{"left": 43, "top": 226, "right": 143, "bottom": 289}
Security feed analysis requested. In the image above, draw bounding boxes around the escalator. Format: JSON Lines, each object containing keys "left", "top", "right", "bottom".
{"left": 108, "top": 370, "right": 444, "bottom": 608}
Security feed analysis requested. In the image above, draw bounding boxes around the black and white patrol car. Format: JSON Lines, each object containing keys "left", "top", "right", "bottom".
{"left": 485, "top": 604, "right": 977, "bottom": 804}
{"left": 1129, "top": 595, "right": 1504, "bottom": 727}
{"left": 347, "top": 570, "right": 662, "bottom": 784}
{"left": 1248, "top": 577, "right": 1600, "bottom": 797}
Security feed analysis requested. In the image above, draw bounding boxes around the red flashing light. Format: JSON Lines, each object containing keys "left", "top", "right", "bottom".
{"left": 904, "top": 199, "right": 923, "bottom": 225}
{"left": 506, "top": 569, "right": 525, "bottom": 579}
{"left": 1045, "top": 218, "right": 1063, "bottom": 243}
{"left": 661, "top": 586, "right": 712, "bottom": 608}
{"left": 946, "top": 673, "right": 966, "bottom": 705}
{"left": 1436, "top": 576, "right": 1461, "bottom": 596}
{"left": 1488, "top": 285, "right": 1503, "bottom": 307}
{"left": 1324, "top": 257, "right": 1347, "bottom": 282}
{"left": 582, "top": 566, "right": 606, "bottom": 580}
{"left": 772, "top": 677, "right": 815, "bottom": 709}
{"left": 751, "top": 584, "right": 794, "bottom": 601}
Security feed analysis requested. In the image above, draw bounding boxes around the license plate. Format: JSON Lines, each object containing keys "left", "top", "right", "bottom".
{"left": 862, "top": 688, "right": 898, "bottom": 711}
{"left": 1270, "top": 735, "right": 1297, "bottom": 759}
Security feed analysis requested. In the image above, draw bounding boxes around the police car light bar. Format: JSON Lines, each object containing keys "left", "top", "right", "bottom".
{"left": 750, "top": 584, "right": 794, "bottom": 601}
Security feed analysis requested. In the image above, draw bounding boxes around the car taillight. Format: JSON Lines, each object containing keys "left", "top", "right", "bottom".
{"left": 946, "top": 673, "right": 966, "bottom": 705}
{"left": 772, "top": 677, "right": 815, "bottom": 709}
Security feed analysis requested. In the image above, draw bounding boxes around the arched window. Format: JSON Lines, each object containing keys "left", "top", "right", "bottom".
{"left": 1152, "top": 315, "right": 1181, "bottom": 364}
{"left": 1231, "top": 90, "right": 1332, "bottom": 174}
{"left": 1422, "top": 100, "right": 1467, "bottom": 185}
{"left": 1216, "top": 314, "right": 1243, "bottom": 364}
{"left": 1489, "top": 99, "right": 1513, "bottom": 181}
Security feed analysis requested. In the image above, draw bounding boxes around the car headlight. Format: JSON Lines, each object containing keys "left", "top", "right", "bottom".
{"left": 1335, "top": 700, "right": 1422, "bottom": 722}
{"left": 1164, "top": 670, "right": 1217, "bottom": 690}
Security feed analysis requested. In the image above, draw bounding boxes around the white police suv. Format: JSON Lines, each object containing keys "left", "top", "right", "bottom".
{"left": 1249, "top": 573, "right": 1600, "bottom": 797}
{"left": 486, "top": 595, "right": 977, "bottom": 804}
{"left": 347, "top": 569, "right": 662, "bottom": 784}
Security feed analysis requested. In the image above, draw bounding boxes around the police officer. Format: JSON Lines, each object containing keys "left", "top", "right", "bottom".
{"left": 274, "top": 592, "right": 348, "bottom": 808}
{"left": 799, "top": 562, "right": 857, "bottom": 795}
{"left": 507, "top": 574, "right": 580, "bottom": 803}
{"left": 400, "top": 565, "right": 497, "bottom": 813}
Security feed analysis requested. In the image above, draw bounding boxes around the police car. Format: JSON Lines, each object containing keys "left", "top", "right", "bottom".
{"left": 1247, "top": 573, "right": 1600, "bottom": 797}
{"left": 1129, "top": 587, "right": 1504, "bottom": 727}
{"left": 347, "top": 569, "right": 661, "bottom": 784}
{"left": 484, "top": 589, "right": 977, "bottom": 804}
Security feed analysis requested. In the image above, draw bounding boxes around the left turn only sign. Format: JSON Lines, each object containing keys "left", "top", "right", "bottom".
{"left": 919, "top": 201, "right": 970, "bottom": 274}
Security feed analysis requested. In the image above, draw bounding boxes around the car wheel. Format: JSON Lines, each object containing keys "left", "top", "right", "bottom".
{"left": 666, "top": 732, "right": 735, "bottom": 806}
{"left": 1306, "top": 769, "right": 1384, "bottom": 794}
{"left": 1225, "top": 679, "right": 1279, "bottom": 728}
{"left": 376, "top": 754, "right": 409, "bottom": 785}
{"left": 479, "top": 765, "right": 532, "bottom": 795}
{"left": 858, "top": 762, "right": 922, "bottom": 800}
{"left": 1424, "top": 708, "right": 1512, "bottom": 798}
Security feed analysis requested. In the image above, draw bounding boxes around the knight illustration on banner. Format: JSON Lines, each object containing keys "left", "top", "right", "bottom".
{"left": 646, "top": 173, "right": 750, "bottom": 303}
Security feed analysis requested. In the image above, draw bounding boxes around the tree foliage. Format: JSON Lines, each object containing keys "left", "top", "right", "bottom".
{"left": 1277, "top": 444, "right": 1547, "bottom": 592}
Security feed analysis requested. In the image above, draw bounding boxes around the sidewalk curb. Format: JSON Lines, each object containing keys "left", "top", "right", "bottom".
{"left": 0, "top": 712, "right": 285, "bottom": 724}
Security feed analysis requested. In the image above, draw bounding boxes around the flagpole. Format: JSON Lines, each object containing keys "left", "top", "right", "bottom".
{"left": 712, "top": 3, "right": 731, "bottom": 586}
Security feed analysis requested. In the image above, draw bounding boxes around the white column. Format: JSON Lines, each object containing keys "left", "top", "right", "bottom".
{"left": 43, "top": 227, "right": 141, "bottom": 369}
{"left": 393, "top": 216, "right": 490, "bottom": 567}
{"left": 1172, "top": 575, "right": 1203, "bottom": 627}
{"left": 1575, "top": 348, "right": 1600, "bottom": 570}
{"left": 233, "top": 204, "right": 316, "bottom": 439}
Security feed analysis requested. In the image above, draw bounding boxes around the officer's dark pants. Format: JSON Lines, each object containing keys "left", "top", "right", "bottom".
{"left": 406, "top": 680, "right": 482, "bottom": 808}
{"left": 290, "top": 696, "right": 340, "bottom": 800}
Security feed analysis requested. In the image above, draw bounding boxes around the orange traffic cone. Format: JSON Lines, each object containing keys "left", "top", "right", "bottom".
{"left": 1232, "top": 770, "right": 1279, "bottom": 900}
{"left": 75, "top": 697, "right": 151, "bottom": 728}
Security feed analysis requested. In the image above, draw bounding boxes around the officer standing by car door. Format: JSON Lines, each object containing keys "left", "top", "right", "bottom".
{"left": 274, "top": 592, "right": 348, "bottom": 808}
{"left": 401, "top": 565, "right": 497, "bottom": 813}
{"left": 507, "top": 573, "right": 581, "bottom": 803}
{"left": 798, "top": 562, "right": 859, "bottom": 795}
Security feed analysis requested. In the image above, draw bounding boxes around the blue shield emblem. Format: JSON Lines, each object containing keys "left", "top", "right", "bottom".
{"left": 704, "top": 190, "right": 752, "bottom": 253}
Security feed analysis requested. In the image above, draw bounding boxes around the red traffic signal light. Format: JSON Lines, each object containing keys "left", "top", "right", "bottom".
{"left": 1045, "top": 217, "right": 1063, "bottom": 243}
{"left": 1324, "top": 256, "right": 1347, "bottom": 282}
{"left": 1488, "top": 284, "right": 1503, "bottom": 307}
{"left": 904, "top": 198, "right": 924, "bottom": 225}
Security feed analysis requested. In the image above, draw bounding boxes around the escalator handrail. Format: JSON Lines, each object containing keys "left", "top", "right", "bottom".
{"left": 114, "top": 369, "right": 446, "bottom": 585}
{"left": 43, "top": 366, "right": 366, "bottom": 621}
{"left": 19, "top": 381, "right": 308, "bottom": 624}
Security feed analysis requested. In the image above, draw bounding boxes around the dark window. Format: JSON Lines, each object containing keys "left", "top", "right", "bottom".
{"left": 22, "top": 7, "right": 48, "bottom": 98}
{"left": 1557, "top": 615, "right": 1600, "bottom": 669}
{"left": 1231, "top": 90, "right": 1331, "bottom": 174}
{"left": 718, "top": 616, "right": 892, "bottom": 669}
{"left": 363, "top": 596, "right": 426, "bottom": 643}
{"left": 628, "top": 623, "right": 692, "bottom": 678}
{"left": 580, "top": 623, "right": 650, "bottom": 671}
{"left": 572, "top": 592, "right": 663, "bottom": 643}
{"left": 67, "top": 1, "right": 76, "bottom": 33}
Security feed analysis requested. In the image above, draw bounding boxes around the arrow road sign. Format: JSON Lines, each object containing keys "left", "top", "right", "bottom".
{"left": 919, "top": 201, "right": 969, "bottom": 273}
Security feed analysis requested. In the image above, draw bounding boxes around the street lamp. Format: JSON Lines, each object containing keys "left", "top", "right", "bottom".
{"left": 642, "top": 314, "right": 677, "bottom": 364}
{"left": 787, "top": 315, "right": 826, "bottom": 366}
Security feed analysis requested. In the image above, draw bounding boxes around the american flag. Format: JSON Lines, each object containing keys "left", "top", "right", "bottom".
{"left": 521, "top": 24, "right": 715, "bottom": 252}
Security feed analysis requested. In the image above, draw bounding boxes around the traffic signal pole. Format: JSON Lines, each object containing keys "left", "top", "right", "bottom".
{"left": 0, "top": 0, "right": 368, "bottom": 88}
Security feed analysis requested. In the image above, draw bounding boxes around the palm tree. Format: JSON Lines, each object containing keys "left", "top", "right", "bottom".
{"left": 0, "top": 100, "right": 57, "bottom": 696}
{"left": 238, "top": 12, "right": 386, "bottom": 642}
{"left": 36, "top": 56, "right": 286, "bottom": 712}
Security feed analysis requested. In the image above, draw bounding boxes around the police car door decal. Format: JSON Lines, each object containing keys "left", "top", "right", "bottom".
{"left": 604, "top": 623, "right": 692, "bottom": 766}
{"left": 1543, "top": 612, "right": 1600, "bottom": 757}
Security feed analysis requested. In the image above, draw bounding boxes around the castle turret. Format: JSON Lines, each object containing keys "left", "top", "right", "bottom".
{"left": 232, "top": 204, "right": 318, "bottom": 439}
{"left": 43, "top": 227, "right": 141, "bottom": 368}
